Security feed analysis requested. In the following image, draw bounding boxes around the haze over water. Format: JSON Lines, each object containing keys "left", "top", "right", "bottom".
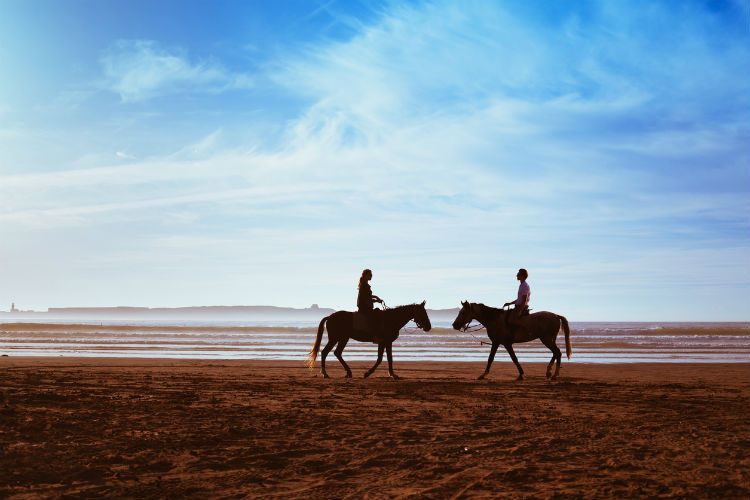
{"left": 2, "top": 319, "right": 748, "bottom": 363}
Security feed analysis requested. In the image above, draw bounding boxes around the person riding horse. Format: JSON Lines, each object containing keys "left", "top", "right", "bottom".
{"left": 357, "top": 269, "right": 385, "bottom": 343}
{"left": 503, "top": 268, "right": 530, "bottom": 334}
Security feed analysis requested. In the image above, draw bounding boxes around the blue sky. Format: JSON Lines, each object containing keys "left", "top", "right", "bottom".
{"left": 1, "top": 0, "right": 748, "bottom": 320}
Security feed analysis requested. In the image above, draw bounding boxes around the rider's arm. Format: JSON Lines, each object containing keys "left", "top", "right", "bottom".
{"left": 504, "top": 294, "right": 528, "bottom": 307}
{"left": 372, "top": 295, "right": 382, "bottom": 303}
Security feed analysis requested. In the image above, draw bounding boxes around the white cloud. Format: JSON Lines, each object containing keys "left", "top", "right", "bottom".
{"left": 100, "top": 40, "right": 253, "bottom": 102}
{"left": 1, "top": 2, "right": 747, "bottom": 317}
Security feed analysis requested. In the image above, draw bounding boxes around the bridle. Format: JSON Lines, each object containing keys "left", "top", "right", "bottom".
{"left": 458, "top": 304, "right": 490, "bottom": 346}
{"left": 412, "top": 304, "right": 429, "bottom": 331}
{"left": 457, "top": 304, "right": 478, "bottom": 332}
{"left": 380, "top": 302, "right": 429, "bottom": 332}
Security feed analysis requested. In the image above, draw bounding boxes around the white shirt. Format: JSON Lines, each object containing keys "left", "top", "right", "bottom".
{"left": 515, "top": 281, "right": 530, "bottom": 306}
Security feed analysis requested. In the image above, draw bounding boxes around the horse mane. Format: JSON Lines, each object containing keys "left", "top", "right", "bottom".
{"left": 475, "top": 302, "right": 503, "bottom": 321}
{"left": 388, "top": 303, "right": 422, "bottom": 310}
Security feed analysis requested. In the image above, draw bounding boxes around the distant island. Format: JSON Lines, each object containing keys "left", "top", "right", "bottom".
{"left": 0, "top": 304, "right": 459, "bottom": 321}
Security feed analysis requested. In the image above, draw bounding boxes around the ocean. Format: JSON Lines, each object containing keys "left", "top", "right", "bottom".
{"left": 1, "top": 319, "right": 748, "bottom": 363}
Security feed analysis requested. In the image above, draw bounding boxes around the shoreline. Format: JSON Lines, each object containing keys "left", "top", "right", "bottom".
{"left": 1, "top": 358, "right": 748, "bottom": 499}
{"left": 2, "top": 357, "right": 749, "bottom": 386}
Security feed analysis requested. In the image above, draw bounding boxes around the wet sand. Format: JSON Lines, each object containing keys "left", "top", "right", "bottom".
{"left": 0, "top": 357, "right": 748, "bottom": 499}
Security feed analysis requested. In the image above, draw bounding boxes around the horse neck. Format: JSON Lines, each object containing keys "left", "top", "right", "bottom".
{"left": 386, "top": 304, "right": 416, "bottom": 330}
{"left": 474, "top": 303, "right": 502, "bottom": 326}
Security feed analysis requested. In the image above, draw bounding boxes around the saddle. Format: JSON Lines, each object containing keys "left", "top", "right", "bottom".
{"left": 353, "top": 310, "right": 386, "bottom": 343}
{"left": 504, "top": 306, "right": 530, "bottom": 328}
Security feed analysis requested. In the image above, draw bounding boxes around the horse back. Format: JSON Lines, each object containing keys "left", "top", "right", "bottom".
{"left": 326, "top": 310, "right": 354, "bottom": 331}
{"left": 488, "top": 311, "right": 564, "bottom": 344}
{"left": 526, "top": 311, "right": 566, "bottom": 337}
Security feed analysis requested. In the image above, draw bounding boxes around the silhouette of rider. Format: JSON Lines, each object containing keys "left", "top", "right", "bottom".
{"left": 503, "top": 268, "right": 530, "bottom": 334}
{"left": 357, "top": 269, "right": 385, "bottom": 343}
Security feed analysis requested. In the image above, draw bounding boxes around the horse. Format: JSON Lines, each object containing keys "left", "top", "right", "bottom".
{"left": 307, "top": 301, "right": 431, "bottom": 380}
{"left": 452, "top": 301, "right": 571, "bottom": 380}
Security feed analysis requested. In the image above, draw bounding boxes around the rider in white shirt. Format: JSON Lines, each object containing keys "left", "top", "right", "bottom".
{"left": 503, "top": 268, "right": 530, "bottom": 331}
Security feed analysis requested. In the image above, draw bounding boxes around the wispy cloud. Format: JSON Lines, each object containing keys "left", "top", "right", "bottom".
{"left": 100, "top": 40, "right": 253, "bottom": 102}
{"left": 1, "top": 1, "right": 747, "bottom": 316}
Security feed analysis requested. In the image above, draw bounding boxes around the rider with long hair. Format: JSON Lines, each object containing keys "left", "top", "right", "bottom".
{"left": 358, "top": 269, "right": 385, "bottom": 343}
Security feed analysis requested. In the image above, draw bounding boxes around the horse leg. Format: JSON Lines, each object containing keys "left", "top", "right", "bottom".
{"left": 385, "top": 343, "right": 399, "bottom": 380}
{"left": 505, "top": 344, "right": 524, "bottom": 381}
{"left": 478, "top": 342, "right": 500, "bottom": 380}
{"left": 546, "top": 353, "right": 555, "bottom": 379}
{"left": 320, "top": 339, "right": 337, "bottom": 378}
{"left": 540, "top": 336, "right": 563, "bottom": 380}
{"left": 539, "top": 337, "right": 560, "bottom": 378}
{"left": 333, "top": 338, "right": 352, "bottom": 378}
{"left": 364, "top": 344, "right": 385, "bottom": 378}
{"left": 551, "top": 343, "right": 562, "bottom": 380}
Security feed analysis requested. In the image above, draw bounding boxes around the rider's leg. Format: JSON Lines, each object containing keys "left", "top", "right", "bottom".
{"left": 370, "top": 309, "right": 385, "bottom": 344}
{"left": 507, "top": 306, "right": 525, "bottom": 329}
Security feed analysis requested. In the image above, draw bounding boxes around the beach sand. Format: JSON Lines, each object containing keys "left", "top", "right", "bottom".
{"left": 0, "top": 357, "right": 747, "bottom": 499}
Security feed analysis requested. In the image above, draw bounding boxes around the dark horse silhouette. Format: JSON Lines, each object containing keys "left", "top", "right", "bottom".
{"left": 452, "top": 301, "right": 571, "bottom": 380}
{"left": 307, "top": 301, "right": 431, "bottom": 379}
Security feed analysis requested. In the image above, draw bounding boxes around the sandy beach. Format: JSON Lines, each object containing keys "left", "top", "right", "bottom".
{"left": 0, "top": 357, "right": 748, "bottom": 499}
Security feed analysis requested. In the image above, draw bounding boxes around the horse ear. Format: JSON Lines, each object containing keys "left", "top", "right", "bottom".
{"left": 421, "top": 300, "right": 426, "bottom": 306}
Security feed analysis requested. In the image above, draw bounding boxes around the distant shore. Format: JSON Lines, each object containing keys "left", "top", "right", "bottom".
{"left": 0, "top": 305, "right": 463, "bottom": 322}
{"left": 0, "top": 305, "right": 337, "bottom": 321}
{"left": 0, "top": 358, "right": 747, "bottom": 499}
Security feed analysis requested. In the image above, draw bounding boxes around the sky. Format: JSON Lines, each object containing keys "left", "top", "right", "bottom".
{"left": 1, "top": 0, "right": 748, "bottom": 321}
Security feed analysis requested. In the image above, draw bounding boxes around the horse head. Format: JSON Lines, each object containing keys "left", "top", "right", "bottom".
{"left": 413, "top": 300, "right": 432, "bottom": 331}
{"left": 452, "top": 300, "right": 475, "bottom": 330}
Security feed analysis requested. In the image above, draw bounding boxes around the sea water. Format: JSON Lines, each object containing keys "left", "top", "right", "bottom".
{"left": 1, "top": 319, "right": 748, "bottom": 363}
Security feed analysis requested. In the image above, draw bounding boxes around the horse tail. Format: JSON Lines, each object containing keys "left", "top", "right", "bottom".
{"left": 559, "top": 315, "right": 572, "bottom": 359}
{"left": 306, "top": 315, "right": 330, "bottom": 370}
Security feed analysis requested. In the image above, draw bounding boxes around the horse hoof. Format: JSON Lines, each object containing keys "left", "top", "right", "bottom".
{"left": 363, "top": 371, "right": 371, "bottom": 379}
{"left": 516, "top": 375, "right": 524, "bottom": 381}
{"left": 345, "top": 373, "right": 352, "bottom": 378}
{"left": 477, "top": 374, "right": 486, "bottom": 380}
{"left": 551, "top": 375, "right": 558, "bottom": 381}
{"left": 390, "top": 375, "right": 400, "bottom": 380}
{"left": 323, "top": 374, "right": 330, "bottom": 379}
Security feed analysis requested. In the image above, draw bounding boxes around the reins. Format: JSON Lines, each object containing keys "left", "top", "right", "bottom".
{"left": 379, "top": 302, "right": 428, "bottom": 333}
{"left": 461, "top": 321, "right": 490, "bottom": 346}
{"left": 459, "top": 302, "right": 506, "bottom": 347}
{"left": 460, "top": 304, "right": 527, "bottom": 345}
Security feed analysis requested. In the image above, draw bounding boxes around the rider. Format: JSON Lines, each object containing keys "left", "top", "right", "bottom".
{"left": 357, "top": 269, "right": 385, "bottom": 343}
{"left": 503, "top": 268, "right": 530, "bottom": 333}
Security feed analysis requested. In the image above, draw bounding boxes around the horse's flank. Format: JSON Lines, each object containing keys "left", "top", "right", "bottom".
{"left": 507, "top": 311, "right": 567, "bottom": 345}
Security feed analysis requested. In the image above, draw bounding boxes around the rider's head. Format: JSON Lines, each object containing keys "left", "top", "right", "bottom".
{"left": 517, "top": 268, "right": 528, "bottom": 281}
{"left": 361, "top": 269, "right": 373, "bottom": 281}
